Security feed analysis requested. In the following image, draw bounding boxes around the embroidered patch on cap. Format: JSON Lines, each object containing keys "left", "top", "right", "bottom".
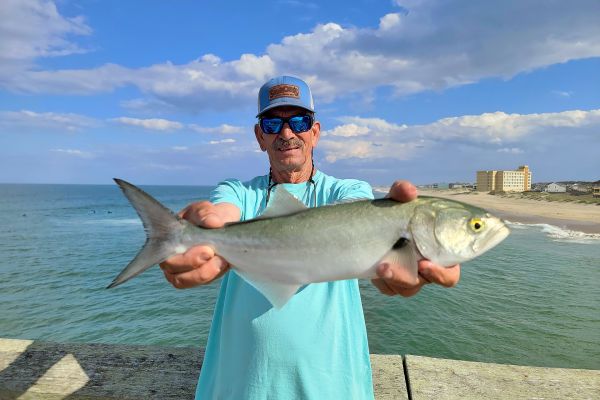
{"left": 269, "top": 84, "right": 300, "bottom": 100}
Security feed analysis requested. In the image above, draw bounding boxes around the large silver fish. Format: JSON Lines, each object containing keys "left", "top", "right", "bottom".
{"left": 108, "top": 179, "right": 509, "bottom": 308}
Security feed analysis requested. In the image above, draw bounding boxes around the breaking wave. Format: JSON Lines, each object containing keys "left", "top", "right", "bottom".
{"left": 506, "top": 221, "right": 600, "bottom": 244}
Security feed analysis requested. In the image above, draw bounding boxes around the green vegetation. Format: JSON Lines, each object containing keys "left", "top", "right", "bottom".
{"left": 492, "top": 191, "right": 600, "bottom": 205}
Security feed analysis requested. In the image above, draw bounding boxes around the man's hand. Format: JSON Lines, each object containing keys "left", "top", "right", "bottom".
{"left": 159, "top": 201, "right": 233, "bottom": 289}
{"left": 371, "top": 180, "right": 461, "bottom": 297}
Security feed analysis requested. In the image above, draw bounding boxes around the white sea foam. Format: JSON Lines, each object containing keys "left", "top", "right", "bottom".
{"left": 506, "top": 221, "right": 600, "bottom": 244}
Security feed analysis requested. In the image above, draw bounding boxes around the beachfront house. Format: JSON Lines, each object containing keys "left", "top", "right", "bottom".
{"left": 569, "top": 183, "right": 591, "bottom": 193}
{"left": 449, "top": 183, "right": 476, "bottom": 190}
{"left": 593, "top": 187, "right": 600, "bottom": 198}
{"left": 545, "top": 183, "right": 567, "bottom": 193}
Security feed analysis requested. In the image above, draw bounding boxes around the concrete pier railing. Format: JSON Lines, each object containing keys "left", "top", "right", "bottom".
{"left": 1, "top": 338, "right": 599, "bottom": 399}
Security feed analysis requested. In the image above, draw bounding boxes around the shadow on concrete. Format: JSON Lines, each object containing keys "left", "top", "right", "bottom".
{"left": 0, "top": 340, "right": 203, "bottom": 399}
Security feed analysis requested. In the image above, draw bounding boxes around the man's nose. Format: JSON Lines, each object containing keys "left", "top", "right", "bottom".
{"left": 278, "top": 123, "right": 295, "bottom": 139}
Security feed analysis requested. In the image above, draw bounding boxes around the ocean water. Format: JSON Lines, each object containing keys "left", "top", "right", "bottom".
{"left": 0, "top": 183, "right": 599, "bottom": 370}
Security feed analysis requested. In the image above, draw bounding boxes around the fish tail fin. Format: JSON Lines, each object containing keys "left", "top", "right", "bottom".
{"left": 107, "top": 178, "right": 189, "bottom": 289}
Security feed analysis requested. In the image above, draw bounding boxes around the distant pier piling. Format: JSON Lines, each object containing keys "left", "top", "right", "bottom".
{"left": 1, "top": 338, "right": 598, "bottom": 399}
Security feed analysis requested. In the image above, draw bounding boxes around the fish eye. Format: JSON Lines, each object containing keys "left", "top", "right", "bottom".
{"left": 469, "top": 218, "right": 485, "bottom": 232}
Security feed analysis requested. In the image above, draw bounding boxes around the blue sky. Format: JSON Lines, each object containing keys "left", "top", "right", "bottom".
{"left": 1, "top": 0, "right": 599, "bottom": 186}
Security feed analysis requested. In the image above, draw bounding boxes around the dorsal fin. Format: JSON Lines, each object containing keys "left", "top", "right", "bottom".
{"left": 259, "top": 186, "right": 308, "bottom": 219}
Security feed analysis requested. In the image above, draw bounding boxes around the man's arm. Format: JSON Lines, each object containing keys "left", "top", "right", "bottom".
{"left": 371, "top": 181, "right": 461, "bottom": 297}
{"left": 160, "top": 201, "right": 241, "bottom": 289}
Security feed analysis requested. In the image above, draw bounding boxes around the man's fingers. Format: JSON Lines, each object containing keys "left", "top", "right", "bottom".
{"left": 371, "top": 276, "right": 424, "bottom": 298}
{"left": 418, "top": 261, "right": 461, "bottom": 288}
{"left": 372, "top": 263, "right": 428, "bottom": 298}
{"left": 178, "top": 201, "right": 224, "bottom": 228}
{"left": 376, "top": 263, "right": 420, "bottom": 287}
{"left": 159, "top": 245, "right": 229, "bottom": 289}
{"left": 371, "top": 278, "right": 396, "bottom": 296}
{"left": 166, "top": 256, "right": 229, "bottom": 289}
{"left": 199, "top": 213, "right": 225, "bottom": 229}
{"left": 387, "top": 180, "right": 418, "bottom": 203}
{"left": 159, "top": 246, "right": 215, "bottom": 274}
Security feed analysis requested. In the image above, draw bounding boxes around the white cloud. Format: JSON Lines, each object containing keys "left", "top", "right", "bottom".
{"left": 552, "top": 90, "right": 574, "bottom": 98}
{"left": 190, "top": 124, "right": 245, "bottom": 134}
{"left": 266, "top": 1, "right": 600, "bottom": 100}
{"left": 3, "top": 1, "right": 600, "bottom": 112}
{"left": 322, "top": 123, "right": 370, "bottom": 137}
{"left": 232, "top": 54, "right": 276, "bottom": 81}
{"left": 319, "top": 109, "right": 600, "bottom": 162}
{"left": 320, "top": 139, "right": 423, "bottom": 163}
{"left": 498, "top": 147, "right": 524, "bottom": 154}
{"left": 323, "top": 117, "right": 408, "bottom": 138}
{"left": 422, "top": 109, "right": 600, "bottom": 143}
{"left": 51, "top": 148, "right": 94, "bottom": 158}
{"left": 0, "top": 109, "right": 96, "bottom": 132}
{"left": 142, "top": 163, "right": 192, "bottom": 171}
{"left": 112, "top": 117, "right": 183, "bottom": 131}
{"left": 379, "top": 13, "right": 402, "bottom": 31}
{"left": 209, "top": 139, "right": 236, "bottom": 145}
{"left": 171, "top": 146, "right": 188, "bottom": 151}
{"left": 0, "top": 0, "right": 91, "bottom": 74}
{"left": 336, "top": 117, "right": 407, "bottom": 135}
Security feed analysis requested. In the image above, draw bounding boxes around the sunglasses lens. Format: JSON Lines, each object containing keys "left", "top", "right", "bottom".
{"left": 261, "top": 118, "right": 283, "bottom": 134}
{"left": 289, "top": 115, "right": 312, "bottom": 133}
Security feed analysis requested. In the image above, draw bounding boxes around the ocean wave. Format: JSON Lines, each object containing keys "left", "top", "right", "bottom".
{"left": 506, "top": 221, "right": 600, "bottom": 244}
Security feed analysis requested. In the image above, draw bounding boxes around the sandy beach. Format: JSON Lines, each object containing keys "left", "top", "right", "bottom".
{"left": 416, "top": 190, "right": 600, "bottom": 234}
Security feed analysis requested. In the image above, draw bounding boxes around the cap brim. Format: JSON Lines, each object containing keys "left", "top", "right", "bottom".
{"left": 256, "top": 103, "right": 314, "bottom": 117}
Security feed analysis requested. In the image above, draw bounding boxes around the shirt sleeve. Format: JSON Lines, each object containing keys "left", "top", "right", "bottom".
{"left": 210, "top": 179, "right": 245, "bottom": 217}
{"left": 332, "top": 179, "right": 374, "bottom": 202}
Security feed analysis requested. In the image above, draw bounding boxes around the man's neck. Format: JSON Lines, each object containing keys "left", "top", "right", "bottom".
{"left": 270, "top": 164, "right": 316, "bottom": 184}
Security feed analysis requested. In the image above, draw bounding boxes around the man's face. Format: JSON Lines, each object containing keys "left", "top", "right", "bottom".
{"left": 255, "top": 106, "right": 320, "bottom": 173}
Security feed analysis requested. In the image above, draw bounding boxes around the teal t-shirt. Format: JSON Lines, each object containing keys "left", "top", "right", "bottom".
{"left": 195, "top": 170, "right": 375, "bottom": 400}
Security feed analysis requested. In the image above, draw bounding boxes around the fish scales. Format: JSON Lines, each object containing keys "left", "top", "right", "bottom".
{"left": 201, "top": 199, "right": 417, "bottom": 284}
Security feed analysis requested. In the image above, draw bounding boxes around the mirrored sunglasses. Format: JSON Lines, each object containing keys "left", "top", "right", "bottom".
{"left": 259, "top": 114, "right": 314, "bottom": 134}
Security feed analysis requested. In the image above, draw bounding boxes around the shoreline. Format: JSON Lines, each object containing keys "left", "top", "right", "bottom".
{"left": 415, "top": 190, "right": 600, "bottom": 234}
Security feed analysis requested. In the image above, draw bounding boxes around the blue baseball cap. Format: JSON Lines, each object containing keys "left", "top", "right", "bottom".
{"left": 257, "top": 75, "right": 315, "bottom": 117}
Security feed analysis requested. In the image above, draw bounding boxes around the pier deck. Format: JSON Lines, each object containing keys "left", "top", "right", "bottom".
{"left": 1, "top": 338, "right": 598, "bottom": 399}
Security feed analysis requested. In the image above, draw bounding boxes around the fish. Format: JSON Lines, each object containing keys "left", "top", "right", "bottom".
{"left": 108, "top": 178, "right": 510, "bottom": 308}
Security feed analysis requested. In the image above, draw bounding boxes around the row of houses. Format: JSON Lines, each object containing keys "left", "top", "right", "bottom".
{"left": 422, "top": 167, "right": 598, "bottom": 196}
{"left": 540, "top": 182, "right": 600, "bottom": 194}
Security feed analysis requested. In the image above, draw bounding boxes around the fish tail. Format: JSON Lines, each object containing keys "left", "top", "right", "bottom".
{"left": 107, "top": 178, "right": 189, "bottom": 289}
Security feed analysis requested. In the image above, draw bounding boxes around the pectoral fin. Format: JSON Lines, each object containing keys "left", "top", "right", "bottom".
{"left": 235, "top": 270, "right": 301, "bottom": 309}
{"left": 377, "top": 237, "right": 422, "bottom": 282}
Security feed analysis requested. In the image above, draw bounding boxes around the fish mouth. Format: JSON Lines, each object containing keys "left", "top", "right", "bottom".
{"left": 475, "top": 219, "right": 510, "bottom": 253}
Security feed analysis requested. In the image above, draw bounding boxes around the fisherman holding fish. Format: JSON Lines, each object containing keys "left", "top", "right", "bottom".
{"left": 157, "top": 76, "right": 462, "bottom": 399}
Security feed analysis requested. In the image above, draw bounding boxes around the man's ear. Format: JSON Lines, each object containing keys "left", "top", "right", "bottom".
{"left": 311, "top": 121, "right": 321, "bottom": 147}
{"left": 254, "top": 124, "right": 267, "bottom": 151}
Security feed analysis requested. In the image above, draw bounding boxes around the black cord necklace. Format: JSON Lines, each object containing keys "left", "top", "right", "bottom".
{"left": 265, "top": 161, "right": 317, "bottom": 208}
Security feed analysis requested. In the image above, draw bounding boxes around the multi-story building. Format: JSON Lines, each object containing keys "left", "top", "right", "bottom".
{"left": 476, "top": 165, "right": 532, "bottom": 193}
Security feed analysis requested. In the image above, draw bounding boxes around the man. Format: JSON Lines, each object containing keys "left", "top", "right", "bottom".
{"left": 160, "top": 76, "right": 460, "bottom": 399}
